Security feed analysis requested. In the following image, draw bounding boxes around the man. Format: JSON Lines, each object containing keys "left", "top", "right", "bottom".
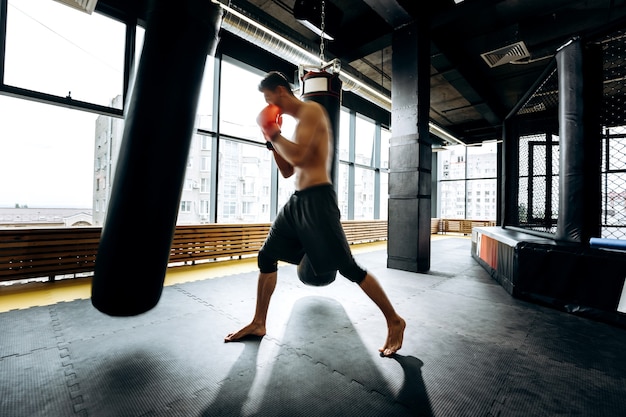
{"left": 224, "top": 71, "right": 405, "bottom": 357}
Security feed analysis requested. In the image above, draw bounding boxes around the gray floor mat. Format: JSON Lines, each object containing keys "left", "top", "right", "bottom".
{"left": 1, "top": 238, "right": 625, "bottom": 417}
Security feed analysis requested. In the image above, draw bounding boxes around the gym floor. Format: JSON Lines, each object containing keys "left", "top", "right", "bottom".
{"left": 1, "top": 236, "right": 625, "bottom": 417}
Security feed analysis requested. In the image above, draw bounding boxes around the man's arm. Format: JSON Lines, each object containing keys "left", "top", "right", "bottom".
{"left": 271, "top": 147, "right": 294, "bottom": 178}
{"left": 269, "top": 103, "right": 321, "bottom": 167}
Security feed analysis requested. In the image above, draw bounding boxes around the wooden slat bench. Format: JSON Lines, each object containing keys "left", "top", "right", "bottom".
{"left": 169, "top": 223, "right": 271, "bottom": 264}
{"left": 0, "top": 227, "right": 101, "bottom": 283}
{"left": 340, "top": 220, "right": 387, "bottom": 244}
{"left": 440, "top": 219, "right": 496, "bottom": 235}
{"left": 431, "top": 218, "right": 441, "bottom": 234}
{"left": 0, "top": 220, "right": 389, "bottom": 284}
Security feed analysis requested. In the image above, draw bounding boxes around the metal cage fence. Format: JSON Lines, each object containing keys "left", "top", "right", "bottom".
{"left": 511, "top": 63, "right": 560, "bottom": 235}
{"left": 601, "top": 30, "right": 626, "bottom": 239}
{"left": 507, "top": 27, "right": 626, "bottom": 239}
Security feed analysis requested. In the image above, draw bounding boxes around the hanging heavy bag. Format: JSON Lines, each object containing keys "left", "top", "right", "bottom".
{"left": 297, "top": 254, "right": 337, "bottom": 286}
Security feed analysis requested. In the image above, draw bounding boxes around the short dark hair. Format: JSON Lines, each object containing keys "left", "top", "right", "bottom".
{"left": 258, "top": 71, "right": 293, "bottom": 95}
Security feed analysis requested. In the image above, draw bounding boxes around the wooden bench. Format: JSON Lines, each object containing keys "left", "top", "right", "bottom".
{"left": 431, "top": 218, "right": 441, "bottom": 234}
{"left": 1, "top": 218, "right": 504, "bottom": 284}
{"left": 341, "top": 220, "right": 387, "bottom": 244}
{"left": 0, "top": 220, "right": 388, "bottom": 283}
{"left": 169, "top": 223, "right": 271, "bottom": 264}
{"left": 440, "top": 219, "right": 496, "bottom": 235}
{"left": 0, "top": 227, "right": 101, "bottom": 283}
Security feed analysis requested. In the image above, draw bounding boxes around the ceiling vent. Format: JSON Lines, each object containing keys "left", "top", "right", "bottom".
{"left": 481, "top": 41, "right": 530, "bottom": 68}
{"left": 53, "top": 0, "right": 98, "bottom": 14}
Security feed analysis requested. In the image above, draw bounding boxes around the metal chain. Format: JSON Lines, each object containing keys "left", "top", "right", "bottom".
{"left": 319, "top": 0, "right": 326, "bottom": 65}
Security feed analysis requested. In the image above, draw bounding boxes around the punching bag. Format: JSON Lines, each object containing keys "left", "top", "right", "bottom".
{"left": 91, "top": 0, "right": 222, "bottom": 316}
{"left": 300, "top": 70, "right": 342, "bottom": 185}
{"left": 297, "top": 70, "right": 342, "bottom": 286}
{"left": 297, "top": 254, "right": 337, "bottom": 286}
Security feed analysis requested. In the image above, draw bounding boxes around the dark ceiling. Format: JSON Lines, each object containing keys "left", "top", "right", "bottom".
{"left": 97, "top": 0, "right": 626, "bottom": 146}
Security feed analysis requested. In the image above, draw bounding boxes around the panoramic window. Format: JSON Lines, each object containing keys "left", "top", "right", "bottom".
{"left": 219, "top": 59, "right": 269, "bottom": 141}
{"left": 354, "top": 114, "right": 375, "bottom": 167}
{"left": 437, "top": 143, "right": 498, "bottom": 220}
{"left": 194, "top": 56, "right": 216, "bottom": 132}
{"left": 0, "top": 96, "right": 97, "bottom": 210}
{"left": 0, "top": 5, "right": 397, "bottom": 229}
{"left": 379, "top": 128, "right": 391, "bottom": 219}
{"left": 216, "top": 139, "right": 273, "bottom": 223}
{"left": 5, "top": 0, "right": 125, "bottom": 109}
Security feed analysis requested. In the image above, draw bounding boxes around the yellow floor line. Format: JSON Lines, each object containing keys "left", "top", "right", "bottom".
{"left": 0, "top": 238, "right": 464, "bottom": 313}
{"left": 0, "top": 278, "right": 93, "bottom": 312}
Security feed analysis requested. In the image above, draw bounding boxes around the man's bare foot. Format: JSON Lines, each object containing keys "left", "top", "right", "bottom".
{"left": 224, "top": 322, "right": 266, "bottom": 342}
{"left": 379, "top": 317, "right": 406, "bottom": 357}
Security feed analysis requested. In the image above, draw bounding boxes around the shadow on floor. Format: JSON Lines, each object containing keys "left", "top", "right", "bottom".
{"left": 202, "top": 296, "right": 433, "bottom": 417}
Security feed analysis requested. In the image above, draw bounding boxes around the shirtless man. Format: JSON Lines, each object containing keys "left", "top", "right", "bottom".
{"left": 224, "top": 71, "right": 405, "bottom": 357}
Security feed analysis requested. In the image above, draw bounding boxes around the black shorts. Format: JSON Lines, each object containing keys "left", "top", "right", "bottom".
{"left": 259, "top": 184, "right": 367, "bottom": 283}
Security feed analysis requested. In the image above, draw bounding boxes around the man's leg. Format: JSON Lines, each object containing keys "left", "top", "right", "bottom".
{"left": 224, "top": 271, "right": 277, "bottom": 342}
{"left": 358, "top": 272, "right": 406, "bottom": 357}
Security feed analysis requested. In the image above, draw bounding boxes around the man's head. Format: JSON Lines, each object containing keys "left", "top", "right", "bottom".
{"left": 258, "top": 71, "right": 293, "bottom": 95}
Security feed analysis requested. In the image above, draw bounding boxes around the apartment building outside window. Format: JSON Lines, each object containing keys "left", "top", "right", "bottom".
{"left": 0, "top": 0, "right": 499, "bottom": 228}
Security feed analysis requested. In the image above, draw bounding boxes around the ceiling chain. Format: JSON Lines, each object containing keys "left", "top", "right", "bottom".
{"left": 319, "top": 0, "right": 326, "bottom": 65}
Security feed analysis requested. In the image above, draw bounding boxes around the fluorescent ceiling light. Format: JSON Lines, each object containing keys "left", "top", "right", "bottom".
{"left": 53, "top": 0, "right": 98, "bottom": 14}
{"left": 213, "top": 0, "right": 464, "bottom": 146}
{"left": 297, "top": 19, "right": 334, "bottom": 40}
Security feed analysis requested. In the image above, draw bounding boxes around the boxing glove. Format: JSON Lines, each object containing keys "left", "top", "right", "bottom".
{"left": 256, "top": 104, "right": 283, "bottom": 141}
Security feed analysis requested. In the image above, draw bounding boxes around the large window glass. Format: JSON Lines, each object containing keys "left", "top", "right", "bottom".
{"left": 175, "top": 133, "right": 213, "bottom": 225}
{"left": 0, "top": 97, "right": 96, "bottom": 210}
{"left": 439, "top": 180, "right": 466, "bottom": 218}
{"left": 219, "top": 59, "right": 269, "bottom": 140}
{"left": 379, "top": 128, "right": 391, "bottom": 219}
{"left": 338, "top": 108, "right": 350, "bottom": 162}
{"left": 465, "top": 142, "right": 498, "bottom": 220}
{"left": 5, "top": 0, "right": 125, "bottom": 109}
{"left": 467, "top": 142, "right": 497, "bottom": 179}
{"left": 355, "top": 115, "right": 375, "bottom": 166}
{"left": 440, "top": 145, "right": 466, "bottom": 180}
{"left": 216, "top": 139, "right": 273, "bottom": 223}
{"left": 218, "top": 57, "right": 296, "bottom": 135}
{"left": 336, "top": 163, "right": 349, "bottom": 218}
{"left": 436, "top": 143, "right": 498, "bottom": 220}
{"left": 438, "top": 146, "right": 466, "bottom": 219}
{"left": 194, "top": 56, "right": 216, "bottom": 132}
{"left": 380, "top": 127, "right": 390, "bottom": 170}
{"left": 219, "top": 60, "right": 264, "bottom": 139}
{"left": 278, "top": 174, "right": 296, "bottom": 209}
{"left": 334, "top": 109, "right": 388, "bottom": 220}
{"left": 466, "top": 179, "right": 497, "bottom": 220}
{"left": 354, "top": 167, "right": 375, "bottom": 219}
{"left": 1, "top": 18, "right": 390, "bottom": 229}
{"left": 379, "top": 171, "right": 389, "bottom": 220}
{"left": 336, "top": 109, "right": 351, "bottom": 218}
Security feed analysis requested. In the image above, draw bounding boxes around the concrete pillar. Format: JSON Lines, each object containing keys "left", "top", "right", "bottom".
{"left": 387, "top": 18, "right": 432, "bottom": 273}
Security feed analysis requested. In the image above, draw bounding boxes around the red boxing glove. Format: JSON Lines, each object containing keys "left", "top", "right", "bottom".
{"left": 256, "top": 104, "right": 283, "bottom": 141}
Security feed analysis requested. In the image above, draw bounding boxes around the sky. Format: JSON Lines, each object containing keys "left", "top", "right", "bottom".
{"left": 0, "top": 0, "right": 134, "bottom": 208}
{"left": 0, "top": 0, "right": 127, "bottom": 208}
{"left": 0, "top": 0, "right": 278, "bottom": 209}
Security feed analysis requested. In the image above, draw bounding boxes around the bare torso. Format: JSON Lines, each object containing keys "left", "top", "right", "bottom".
{"left": 292, "top": 101, "right": 333, "bottom": 190}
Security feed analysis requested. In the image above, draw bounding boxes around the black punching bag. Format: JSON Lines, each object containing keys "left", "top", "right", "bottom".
{"left": 297, "top": 70, "right": 342, "bottom": 285}
{"left": 300, "top": 70, "right": 342, "bottom": 184}
{"left": 91, "top": 0, "right": 222, "bottom": 316}
{"left": 297, "top": 254, "right": 337, "bottom": 286}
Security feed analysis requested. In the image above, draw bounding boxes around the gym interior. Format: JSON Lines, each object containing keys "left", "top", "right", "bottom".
{"left": 2, "top": 1, "right": 626, "bottom": 416}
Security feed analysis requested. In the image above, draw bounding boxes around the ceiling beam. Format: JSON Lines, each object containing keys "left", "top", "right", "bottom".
{"left": 361, "top": 0, "right": 413, "bottom": 29}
